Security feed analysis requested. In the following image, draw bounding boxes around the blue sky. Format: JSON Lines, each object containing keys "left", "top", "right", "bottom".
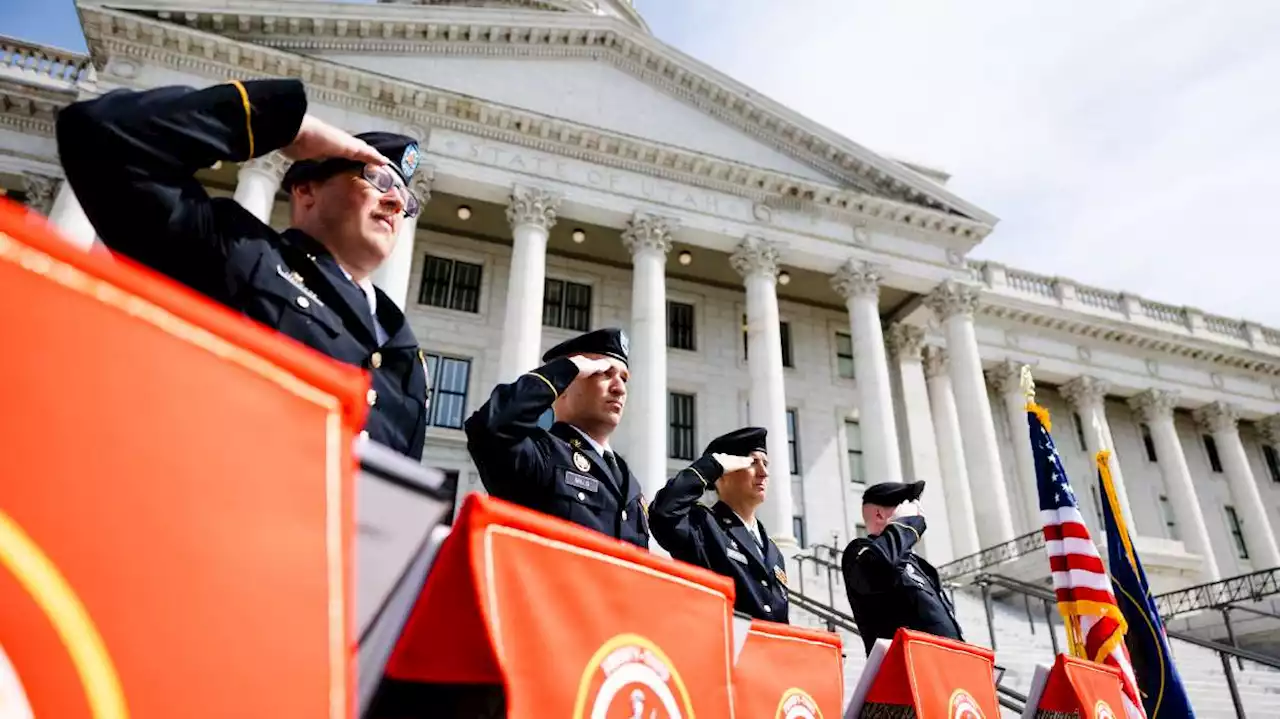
{"left": 5, "top": 0, "right": 1280, "bottom": 324}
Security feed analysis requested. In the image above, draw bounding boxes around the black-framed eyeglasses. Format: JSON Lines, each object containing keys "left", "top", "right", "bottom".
{"left": 361, "top": 164, "right": 421, "bottom": 219}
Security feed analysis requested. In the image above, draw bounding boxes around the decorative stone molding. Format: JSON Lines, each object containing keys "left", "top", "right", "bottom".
{"left": 237, "top": 151, "right": 292, "bottom": 183}
{"left": 21, "top": 173, "right": 58, "bottom": 214}
{"left": 885, "top": 323, "right": 926, "bottom": 361}
{"left": 1194, "top": 402, "right": 1240, "bottom": 435}
{"left": 924, "top": 280, "right": 981, "bottom": 322}
{"left": 922, "top": 345, "right": 949, "bottom": 380}
{"left": 1127, "top": 389, "right": 1180, "bottom": 424}
{"left": 1259, "top": 415, "right": 1280, "bottom": 445}
{"left": 986, "top": 359, "right": 1028, "bottom": 396}
{"left": 1059, "top": 376, "right": 1110, "bottom": 411}
{"left": 729, "top": 236, "right": 779, "bottom": 279}
{"left": 620, "top": 212, "right": 676, "bottom": 257}
{"left": 830, "top": 260, "right": 883, "bottom": 300}
{"left": 505, "top": 185, "right": 560, "bottom": 230}
{"left": 409, "top": 171, "right": 434, "bottom": 205}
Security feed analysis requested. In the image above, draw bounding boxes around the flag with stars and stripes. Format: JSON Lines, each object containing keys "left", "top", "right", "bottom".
{"left": 1029, "top": 401, "right": 1146, "bottom": 719}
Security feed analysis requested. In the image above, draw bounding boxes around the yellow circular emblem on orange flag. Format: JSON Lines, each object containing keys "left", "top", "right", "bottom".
{"left": 0, "top": 509, "right": 128, "bottom": 719}
{"left": 775, "top": 687, "right": 822, "bottom": 719}
{"left": 573, "top": 633, "right": 695, "bottom": 719}
{"left": 949, "top": 688, "right": 984, "bottom": 719}
{"left": 1095, "top": 699, "right": 1117, "bottom": 719}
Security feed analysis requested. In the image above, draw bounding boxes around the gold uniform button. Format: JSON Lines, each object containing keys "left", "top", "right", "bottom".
{"left": 763, "top": 605, "right": 772, "bottom": 614}
{"left": 577, "top": 492, "right": 586, "bottom": 501}
{"left": 761, "top": 580, "right": 768, "bottom": 587}
{"left": 622, "top": 510, "right": 628, "bottom": 521}
{"left": 296, "top": 296, "right": 310, "bottom": 309}
{"left": 366, "top": 389, "right": 378, "bottom": 406}
{"left": 370, "top": 351, "right": 383, "bottom": 369}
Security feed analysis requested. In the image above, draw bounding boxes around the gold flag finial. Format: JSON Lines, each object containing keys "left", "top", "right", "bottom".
{"left": 1020, "top": 364, "right": 1035, "bottom": 401}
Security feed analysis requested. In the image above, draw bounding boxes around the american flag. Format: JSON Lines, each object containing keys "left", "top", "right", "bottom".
{"left": 1028, "top": 401, "right": 1146, "bottom": 719}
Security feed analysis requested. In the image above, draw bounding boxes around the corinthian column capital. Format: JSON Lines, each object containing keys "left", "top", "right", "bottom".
{"left": 729, "top": 236, "right": 780, "bottom": 279}
{"left": 986, "top": 359, "right": 1028, "bottom": 396}
{"left": 1194, "top": 401, "right": 1240, "bottom": 434}
{"left": 621, "top": 212, "right": 677, "bottom": 256}
{"left": 922, "top": 345, "right": 950, "bottom": 379}
{"left": 830, "top": 260, "right": 884, "bottom": 300}
{"left": 1060, "top": 376, "right": 1110, "bottom": 411}
{"left": 22, "top": 173, "right": 58, "bottom": 214}
{"left": 409, "top": 171, "right": 433, "bottom": 206}
{"left": 239, "top": 151, "right": 292, "bottom": 183}
{"left": 925, "top": 279, "right": 982, "bottom": 321}
{"left": 506, "top": 184, "right": 561, "bottom": 230}
{"left": 885, "top": 323, "right": 926, "bottom": 361}
{"left": 1127, "top": 389, "right": 1180, "bottom": 424}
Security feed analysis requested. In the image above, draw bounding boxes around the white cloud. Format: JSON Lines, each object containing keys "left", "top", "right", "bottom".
{"left": 639, "top": 0, "right": 1280, "bottom": 324}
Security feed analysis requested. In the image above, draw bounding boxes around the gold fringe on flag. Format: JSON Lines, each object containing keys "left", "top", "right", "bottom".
{"left": 1095, "top": 449, "right": 1134, "bottom": 664}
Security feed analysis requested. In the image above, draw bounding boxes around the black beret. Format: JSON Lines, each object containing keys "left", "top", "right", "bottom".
{"left": 704, "top": 427, "right": 767, "bottom": 458}
{"left": 861, "top": 481, "right": 925, "bottom": 507}
{"left": 542, "top": 327, "right": 629, "bottom": 366}
{"left": 281, "top": 131, "right": 421, "bottom": 191}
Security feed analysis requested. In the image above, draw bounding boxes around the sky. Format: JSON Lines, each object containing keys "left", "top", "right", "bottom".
{"left": 4, "top": 0, "right": 1279, "bottom": 324}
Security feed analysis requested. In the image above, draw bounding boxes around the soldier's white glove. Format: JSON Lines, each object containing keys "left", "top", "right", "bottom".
{"left": 712, "top": 453, "right": 755, "bottom": 473}
{"left": 890, "top": 500, "right": 921, "bottom": 520}
{"left": 568, "top": 355, "right": 612, "bottom": 378}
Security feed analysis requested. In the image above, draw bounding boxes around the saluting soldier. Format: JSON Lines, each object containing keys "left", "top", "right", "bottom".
{"left": 55, "top": 79, "right": 430, "bottom": 460}
{"left": 840, "top": 481, "right": 963, "bottom": 655}
{"left": 649, "top": 427, "right": 790, "bottom": 623}
{"left": 464, "top": 328, "right": 648, "bottom": 548}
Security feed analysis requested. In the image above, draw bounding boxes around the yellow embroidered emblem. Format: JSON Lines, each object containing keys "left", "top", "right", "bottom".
{"left": 573, "top": 451, "right": 591, "bottom": 472}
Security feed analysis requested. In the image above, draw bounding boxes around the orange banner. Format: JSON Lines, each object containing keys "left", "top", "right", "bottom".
{"left": 733, "top": 620, "right": 843, "bottom": 718}
{"left": 0, "top": 199, "right": 369, "bottom": 718}
{"left": 861, "top": 628, "right": 999, "bottom": 719}
{"left": 387, "top": 493, "right": 738, "bottom": 719}
{"left": 1035, "top": 654, "right": 1127, "bottom": 719}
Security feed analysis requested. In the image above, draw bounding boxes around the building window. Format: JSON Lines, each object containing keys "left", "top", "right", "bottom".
{"left": 855, "top": 523, "right": 869, "bottom": 539}
{"left": 845, "top": 420, "right": 864, "bottom": 484}
{"left": 1204, "top": 435, "right": 1223, "bottom": 473}
{"left": 835, "top": 331, "right": 855, "bottom": 379}
{"left": 1158, "top": 494, "right": 1179, "bottom": 540}
{"left": 543, "top": 278, "right": 592, "bottom": 331}
{"left": 1072, "top": 412, "right": 1088, "bottom": 451}
{"left": 418, "top": 255, "right": 482, "bottom": 313}
{"left": 786, "top": 409, "right": 801, "bottom": 475}
{"left": 792, "top": 516, "right": 807, "bottom": 548}
{"left": 440, "top": 469, "right": 461, "bottom": 524}
{"left": 424, "top": 354, "right": 471, "bottom": 429}
{"left": 1140, "top": 423, "right": 1158, "bottom": 462}
{"left": 668, "top": 393, "right": 696, "bottom": 460}
{"left": 1088, "top": 485, "right": 1105, "bottom": 529}
{"left": 667, "top": 301, "right": 695, "bottom": 350}
{"left": 742, "top": 316, "right": 793, "bottom": 367}
{"left": 1263, "top": 445, "right": 1280, "bottom": 483}
{"left": 1225, "top": 506, "right": 1249, "bottom": 559}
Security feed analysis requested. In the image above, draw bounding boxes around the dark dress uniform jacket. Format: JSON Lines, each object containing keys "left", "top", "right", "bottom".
{"left": 841, "top": 516, "right": 963, "bottom": 655}
{"left": 55, "top": 79, "right": 428, "bottom": 460}
{"left": 464, "top": 357, "right": 648, "bottom": 548}
{"left": 649, "top": 455, "right": 790, "bottom": 623}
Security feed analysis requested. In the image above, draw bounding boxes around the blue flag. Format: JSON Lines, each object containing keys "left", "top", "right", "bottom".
{"left": 1097, "top": 451, "right": 1196, "bottom": 718}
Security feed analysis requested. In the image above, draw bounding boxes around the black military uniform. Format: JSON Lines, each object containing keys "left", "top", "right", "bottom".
{"left": 841, "top": 481, "right": 963, "bottom": 655}
{"left": 463, "top": 328, "right": 648, "bottom": 548}
{"left": 649, "top": 427, "right": 790, "bottom": 623}
{"left": 55, "top": 79, "right": 428, "bottom": 459}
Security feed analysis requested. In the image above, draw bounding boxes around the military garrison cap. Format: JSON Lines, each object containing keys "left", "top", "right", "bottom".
{"left": 542, "top": 327, "right": 630, "bottom": 366}
{"left": 704, "top": 427, "right": 768, "bottom": 458}
{"left": 861, "top": 481, "right": 925, "bottom": 507}
{"left": 281, "top": 131, "right": 421, "bottom": 190}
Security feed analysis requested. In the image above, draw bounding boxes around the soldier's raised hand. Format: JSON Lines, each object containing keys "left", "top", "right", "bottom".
{"left": 568, "top": 354, "right": 612, "bottom": 378}
{"left": 283, "top": 115, "right": 390, "bottom": 166}
{"left": 890, "top": 500, "right": 921, "bottom": 520}
{"left": 712, "top": 453, "right": 755, "bottom": 473}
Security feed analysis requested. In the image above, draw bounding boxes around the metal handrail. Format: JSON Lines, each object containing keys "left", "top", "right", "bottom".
{"left": 786, "top": 588, "right": 1028, "bottom": 714}
{"left": 936, "top": 529, "right": 1046, "bottom": 581}
{"left": 1155, "top": 566, "right": 1280, "bottom": 617}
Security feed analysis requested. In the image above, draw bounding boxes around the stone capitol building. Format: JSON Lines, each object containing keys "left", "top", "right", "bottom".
{"left": 8, "top": 0, "right": 1280, "bottom": 618}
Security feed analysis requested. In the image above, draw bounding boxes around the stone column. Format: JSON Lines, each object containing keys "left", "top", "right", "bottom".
{"left": 1194, "top": 402, "right": 1280, "bottom": 567}
{"left": 1060, "top": 376, "right": 1135, "bottom": 529}
{"left": 925, "top": 280, "right": 1015, "bottom": 547}
{"left": 372, "top": 172, "right": 432, "bottom": 310}
{"left": 730, "top": 236, "right": 794, "bottom": 545}
{"left": 621, "top": 212, "right": 676, "bottom": 501}
{"left": 233, "top": 152, "right": 290, "bottom": 224}
{"left": 1129, "top": 390, "right": 1220, "bottom": 581}
{"left": 499, "top": 185, "right": 560, "bottom": 383}
{"left": 887, "top": 324, "right": 952, "bottom": 563}
{"left": 29, "top": 174, "right": 96, "bottom": 251}
{"left": 987, "top": 360, "right": 1041, "bottom": 532}
{"left": 923, "top": 346, "right": 981, "bottom": 557}
{"left": 831, "top": 261, "right": 903, "bottom": 486}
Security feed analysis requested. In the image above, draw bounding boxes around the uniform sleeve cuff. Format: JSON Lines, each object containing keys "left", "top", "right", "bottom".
{"left": 528, "top": 356, "right": 580, "bottom": 397}
{"left": 240, "top": 79, "right": 308, "bottom": 159}
{"left": 691, "top": 455, "right": 723, "bottom": 489}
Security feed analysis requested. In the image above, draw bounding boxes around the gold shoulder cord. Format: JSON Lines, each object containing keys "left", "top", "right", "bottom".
{"left": 229, "top": 80, "right": 254, "bottom": 159}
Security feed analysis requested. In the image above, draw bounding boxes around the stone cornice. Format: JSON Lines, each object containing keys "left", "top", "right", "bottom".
{"left": 85, "top": 0, "right": 996, "bottom": 226}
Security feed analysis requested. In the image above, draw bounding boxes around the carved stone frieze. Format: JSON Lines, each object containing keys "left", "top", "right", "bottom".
{"left": 21, "top": 173, "right": 58, "bottom": 215}
{"left": 922, "top": 345, "right": 949, "bottom": 379}
{"left": 729, "top": 236, "right": 779, "bottom": 279}
{"left": 885, "top": 323, "right": 926, "bottom": 361}
{"left": 925, "top": 280, "right": 981, "bottom": 322}
{"left": 830, "top": 260, "right": 883, "bottom": 301}
{"left": 621, "top": 212, "right": 676, "bottom": 257}
{"left": 1127, "top": 389, "right": 1180, "bottom": 424}
{"left": 1193, "top": 401, "right": 1240, "bottom": 435}
{"left": 506, "top": 184, "right": 560, "bottom": 230}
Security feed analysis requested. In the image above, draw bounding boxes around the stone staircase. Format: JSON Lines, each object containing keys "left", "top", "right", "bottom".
{"left": 791, "top": 556, "right": 1280, "bottom": 717}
